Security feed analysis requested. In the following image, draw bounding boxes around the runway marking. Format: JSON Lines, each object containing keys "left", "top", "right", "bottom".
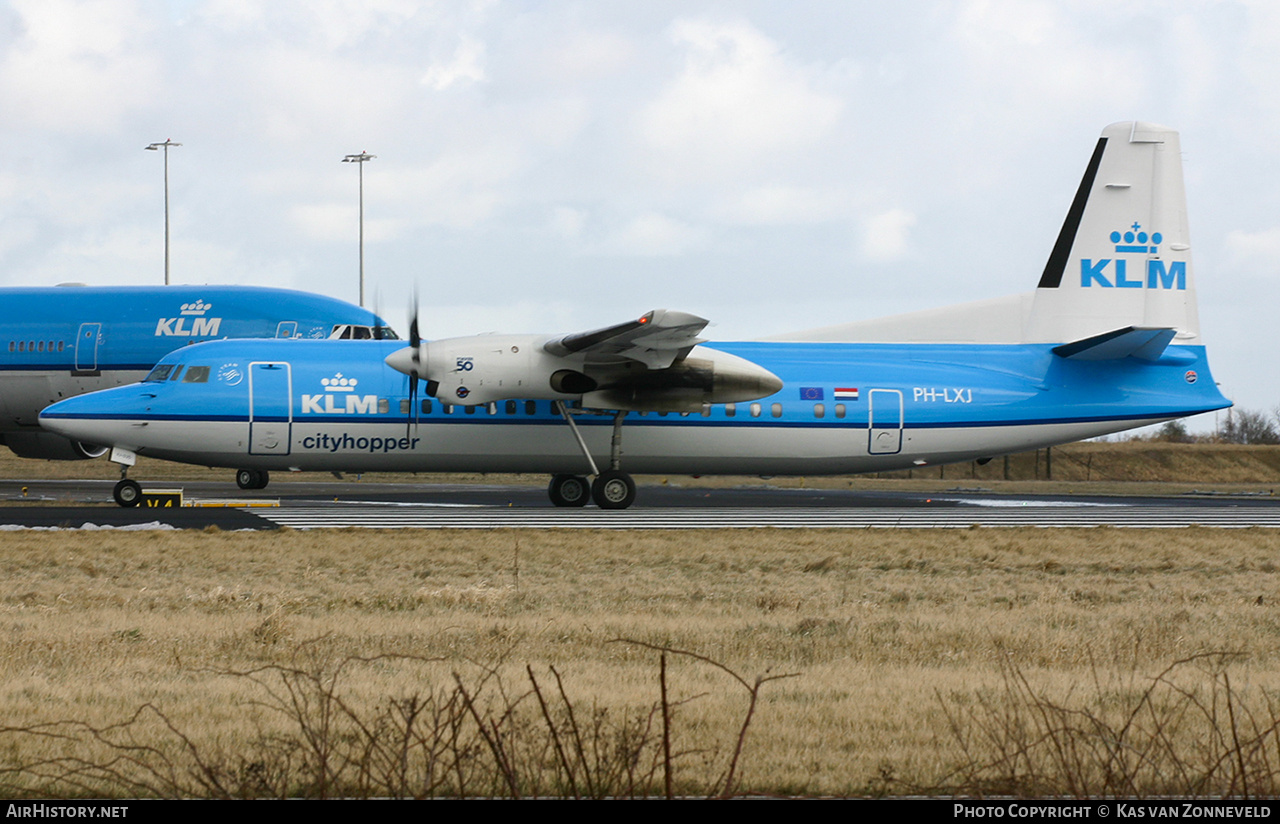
{"left": 247, "top": 505, "right": 1280, "bottom": 530}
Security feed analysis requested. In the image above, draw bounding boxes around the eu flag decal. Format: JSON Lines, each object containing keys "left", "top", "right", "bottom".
{"left": 799, "top": 387, "right": 824, "bottom": 401}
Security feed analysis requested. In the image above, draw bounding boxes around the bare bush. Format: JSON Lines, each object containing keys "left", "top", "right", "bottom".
{"left": 0, "top": 644, "right": 792, "bottom": 799}
{"left": 939, "top": 652, "right": 1280, "bottom": 798}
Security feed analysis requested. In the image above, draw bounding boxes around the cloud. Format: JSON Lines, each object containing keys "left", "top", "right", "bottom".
{"left": 0, "top": 0, "right": 161, "bottom": 133}
{"left": 640, "top": 17, "right": 843, "bottom": 181}
{"left": 711, "top": 185, "right": 853, "bottom": 226}
{"left": 1222, "top": 227, "right": 1280, "bottom": 279}
{"left": 592, "top": 213, "right": 705, "bottom": 257}
{"left": 549, "top": 206, "right": 587, "bottom": 239}
{"left": 421, "top": 34, "right": 486, "bottom": 90}
{"left": 861, "top": 208, "right": 916, "bottom": 262}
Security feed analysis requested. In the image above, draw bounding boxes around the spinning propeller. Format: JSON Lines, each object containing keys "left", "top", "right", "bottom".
{"left": 404, "top": 292, "right": 422, "bottom": 437}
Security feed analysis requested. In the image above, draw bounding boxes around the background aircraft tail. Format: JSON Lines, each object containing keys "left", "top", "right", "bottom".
{"left": 773, "top": 121, "right": 1201, "bottom": 346}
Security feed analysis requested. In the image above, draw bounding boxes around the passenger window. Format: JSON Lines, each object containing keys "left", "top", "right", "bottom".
{"left": 725, "top": 403, "right": 736, "bottom": 418}
{"left": 488, "top": 403, "right": 497, "bottom": 415}
{"left": 813, "top": 403, "right": 824, "bottom": 419}
{"left": 17, "top": 342, "right": 24, "bottom": 352}
{"left": 701, "top": 405, "right": 711, "bottom": 417}
{"left": 505, "top": 401, "right": 517, "bottom": 415}
{"left": 378, "top": 399, "right": 389, "bottom": 413}
{"left": 465, "top": 405, "right": 476, "bottom": 415}
{"left": 771, "top": 403, "right": 782, "bottom": 418}
{"left": 525, "top": 401, "right": 537, "bottom": 415}
{"left": 421, "top": 399, "right": 434, "bottom": 415}
{"left": 443, "top": 404, "right": 453, "bottom": 414}
{"left": 37, "top": 341, "right": 44, "bottom": 352}
{"left": 750, "top": 403, "right": 761, "bottom": 418}
{"left": 182, "top": 366, "right": 210, "bottom": 383}
{"left": 835, "top": 404, "right": 846, "bottom": 419}
{"left": 400, "top": 399, "right": 411, "bottom": 414}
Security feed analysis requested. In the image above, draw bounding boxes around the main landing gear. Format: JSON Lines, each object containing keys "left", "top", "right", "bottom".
{"left": 548, "top": 403, "right": 638, "bottom": 510}
{"left": 236, "top": 468, "right": 270, "bottom": 490}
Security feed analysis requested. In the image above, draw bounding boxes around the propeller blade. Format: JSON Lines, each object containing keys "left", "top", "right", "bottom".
{"left": 407, "top": 288, "right": 421, "bottom": 436}
{"left": 409, "top": 286, "right": 421, "bottom": 367}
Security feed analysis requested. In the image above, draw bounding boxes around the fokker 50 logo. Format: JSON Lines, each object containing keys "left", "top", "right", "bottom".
{"left": 1081, "top": 223, "right": 1186, "bottom": 290}
{"left": 301, "top": 373, "right": 378, "bottom": 414}
{"left": 155, "top": 300, "right": 223, "bottom": 336}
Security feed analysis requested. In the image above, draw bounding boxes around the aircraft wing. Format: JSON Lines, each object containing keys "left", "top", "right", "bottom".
{"left": 542, "top": 309, "right": 709, "bottom": 369}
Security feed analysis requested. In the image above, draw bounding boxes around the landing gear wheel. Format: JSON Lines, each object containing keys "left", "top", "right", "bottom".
{"left": 113, "top": 479, "right": 142, "bottom": 508}
{"left": 548, "top": 474, "right": 591, "bottom": 507}
{"left": 591, "top": 470, "right": 636, "bottom": 510}
{"left": 236, "top": 469, "right": 270, "bottom": 490}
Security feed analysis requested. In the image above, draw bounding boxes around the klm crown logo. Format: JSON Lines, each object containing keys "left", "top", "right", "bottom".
{"left": 321, "top": 373, "right": 357, "bottom": 392}
{"left": 1111, "top": 223, "right": 1162, "bottom": 254}
{"left": 1081, "top": 223, "right": 1185, "bottom": 291}
{"left": 179, "top": 300, "right": 212, "bottom": 316}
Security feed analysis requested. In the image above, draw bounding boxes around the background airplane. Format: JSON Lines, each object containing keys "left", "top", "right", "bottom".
{"left": 39, "top": 122, "right": 1231, "bottom": 508}
{"left": 4, "top": 284, "right": 391, "bottom": 465}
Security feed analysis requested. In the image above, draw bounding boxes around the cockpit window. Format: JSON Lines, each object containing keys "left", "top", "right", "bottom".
{"left": 182, "top": 366, "right": 211, "bottom": 383}
{"left": 169, "top": 366, "right": 184, "bottom": 381}
{"left": 145, "top": 364, "right": 176, "bottom": 382}
{"left": 329, "top": 324, "right": 400, "bottom": 340}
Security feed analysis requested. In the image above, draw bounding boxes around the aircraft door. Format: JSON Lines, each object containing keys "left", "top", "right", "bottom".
{"left": 275, "top": 321, "right": 297, "bottom": 338}
{"left": 868, "top": 389, "right": 903, "bottom": 455}
{"left": 249, "top": 361, "right": 292, "bottom": 456}
{"left": 74, "top": 323, "right": 102, "bottom": 373}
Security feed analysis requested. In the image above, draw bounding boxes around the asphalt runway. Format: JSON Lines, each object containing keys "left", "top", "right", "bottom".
{"left": 0, "top": 477, "right": 1277, "bottom": 529}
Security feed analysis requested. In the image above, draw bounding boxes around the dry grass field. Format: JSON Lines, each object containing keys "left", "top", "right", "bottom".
{"left": 0, "top": 441, "right": 1276, "bottom": 796}
{"left": 2, "top": 525, "right": 1280, "bottom": 797}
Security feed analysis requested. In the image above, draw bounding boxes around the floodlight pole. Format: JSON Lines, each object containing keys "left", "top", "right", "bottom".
{"left": 342, "top": 152, "right": 376, "bottom": 307}
{"left": 145, "top": 139, "right": 182, "bottom": 285}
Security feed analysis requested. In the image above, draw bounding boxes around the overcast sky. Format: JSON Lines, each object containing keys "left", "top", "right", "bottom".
{"left": 0, "top": 1, "right": 1274, "bottom": 430}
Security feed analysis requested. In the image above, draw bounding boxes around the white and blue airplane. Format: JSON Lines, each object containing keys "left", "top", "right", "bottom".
{"left": 40, "top": 122, "right": 1231, "bottom": 509}
{"left": 2, "top": 284, "right": 391, "bottom": 465}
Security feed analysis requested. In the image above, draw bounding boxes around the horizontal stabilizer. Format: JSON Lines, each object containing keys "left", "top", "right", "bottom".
{"left": 1051, "top": 326, "right": 1176, "bottom": 361}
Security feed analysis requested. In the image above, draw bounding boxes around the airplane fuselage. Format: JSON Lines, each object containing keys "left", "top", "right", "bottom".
{"left": 1, "top": 285, "right": 387, "bottom": 459}
{"left": 38, "top": 337, "right": 1227, "bottom": 476}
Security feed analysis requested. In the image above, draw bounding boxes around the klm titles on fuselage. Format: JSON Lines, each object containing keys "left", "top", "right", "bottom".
{"left": 1080, "top": 226, "right": 1187, "bottom": 290}
{"left": 300, "top": 373, "right": 380, "bottom": 415}
{"left": 155, "top": 301, "right": 223, "bottom": 337}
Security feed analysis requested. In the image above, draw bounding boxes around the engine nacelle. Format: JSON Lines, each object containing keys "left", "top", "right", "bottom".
{"left": 409, "top": 334, "right": 590, "bottom": 407}
{"left": 4, "top": 432, "right": 109, "bottom": 461}
{"left": 385, "top": 337, "right": 782, "bottom": 411}
{"left": 583, "top": 346, "right": 783, "bottom": 412}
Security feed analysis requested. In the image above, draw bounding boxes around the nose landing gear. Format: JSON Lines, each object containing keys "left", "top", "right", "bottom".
{"left": 113, "top": 478, "right": 142, "bottom": 507}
